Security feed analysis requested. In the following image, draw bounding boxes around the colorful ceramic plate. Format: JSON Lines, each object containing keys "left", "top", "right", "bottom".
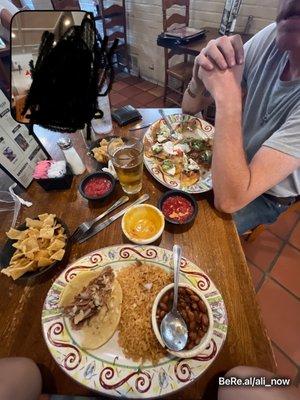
{"left": 143, "top": 114, "right": 214, "bottom": 194}
{"left": 42, "top": 245, "right": 227, "bottom": 398}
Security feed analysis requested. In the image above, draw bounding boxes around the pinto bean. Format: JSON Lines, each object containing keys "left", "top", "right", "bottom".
{"left": 198, "top": 300, "right": 207, "bottom": 313}
{"left": 159, "top": 302, "right": 168, "bottom": 311}
{"left": 202, "top": 314, "right": 209, "bottom": 327}
{"left": 187, "top": 310, "right": 195, "bottom": 322}
{"left": 161, "top": 294, "right": 169, "bottom": 304}
{"left": 181, "top": 310, "right": 187, "bottom": 320}
{"left": 189, "top": 320, "right": 196, "bottom": 330}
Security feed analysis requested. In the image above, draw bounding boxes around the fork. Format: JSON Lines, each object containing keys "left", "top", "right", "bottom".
{"left": 159, "top": 109, "right": 178, "bottom": 136}
{"left": 71, "top": 195, "right": 129, "bottom": 242}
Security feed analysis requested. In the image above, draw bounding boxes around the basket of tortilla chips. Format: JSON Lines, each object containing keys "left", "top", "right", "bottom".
{"left": 0, "top": 213, "right": 69, "bottom": 280}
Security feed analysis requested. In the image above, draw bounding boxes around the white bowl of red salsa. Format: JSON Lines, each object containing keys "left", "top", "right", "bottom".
{"left": 158, "top": 190, "right": 198, "bottom": 225}
{"left": 79, "top": 172, "right": 116, "bottom": 201}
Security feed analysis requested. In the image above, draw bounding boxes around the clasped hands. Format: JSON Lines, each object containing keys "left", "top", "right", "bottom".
{"left": 192, "top": 35, "right": 245, "bottom": 101}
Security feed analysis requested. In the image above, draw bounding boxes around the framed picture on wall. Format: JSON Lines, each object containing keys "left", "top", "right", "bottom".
{"left": 0, "top": 89, "right": 49, "bottom": 189}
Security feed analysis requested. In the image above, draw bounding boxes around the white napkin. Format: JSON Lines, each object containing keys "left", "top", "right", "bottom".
{"left": 48, "top": 160, "right": 67, "bottom": 178}
{"left": 102, "top": 160, "right": 118, "bottom": 180}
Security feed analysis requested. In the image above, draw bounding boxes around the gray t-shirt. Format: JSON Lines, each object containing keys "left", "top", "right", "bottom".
{"left": 243, "top": 23, "right": 300, "bottom": 197}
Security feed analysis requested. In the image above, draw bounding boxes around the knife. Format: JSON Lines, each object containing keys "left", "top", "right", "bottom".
{"left": 77, "top": 193, "right": 150, "bottom": 243}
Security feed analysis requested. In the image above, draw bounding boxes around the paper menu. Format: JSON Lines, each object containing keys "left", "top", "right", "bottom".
{"left": 0, "top": 90, "right": 47, "bottom": 188}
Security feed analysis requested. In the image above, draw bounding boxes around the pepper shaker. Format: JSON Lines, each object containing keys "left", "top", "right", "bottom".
{"left": 57, "top": 138, "right": 86, "bottom": 175}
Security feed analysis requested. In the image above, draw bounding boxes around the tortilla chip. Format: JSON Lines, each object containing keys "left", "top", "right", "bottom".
{"left": 27, "top": 228, "right": 39, "bottom": 237}
{"left": 42, "top": 214, "right": 55, "bottom": 227}
{"left": 50, "top": 249, "right": 65, "bottom": 261}
{"left": 6, "top": 228, "right": 24, "bottom": 240}
{"left": 38, "top": 213, "right": 49, "bottom": 221}
{"left": 4, "top": 213, "right": 67, "bottom": 280}
{"left": 25, "top": 250, "right": 38, "bottom": 260}
{"left": 22, "top": 237, "right": 39, "bottom": 252}
{"left": 12, "top": 241, "right": 24, "bottom": 250}
{"left": 35, "top": 249, "right": 50, "bottom": 259}
{"left": 48, "top": 239, "right": 65, "bottom": 252}
{"left": 1, "top": 260, "right": 36, "bottom": 280}
{"left": 25, "top": 218, "right": 43, "bottom": 229}
{"left": 11, "top": 250, "right": 23, "bottom": 262}
{"left": 37, "top": 257, "right": 52, "bottom": 268}
{"left": 181, "top": 170, "right": 200, "bottom": 187}
{"left": 39, "top": 227, "right": 54, "bottom": 239}
{"left": 38, "top": 238, "right": 50, "bottom": 249}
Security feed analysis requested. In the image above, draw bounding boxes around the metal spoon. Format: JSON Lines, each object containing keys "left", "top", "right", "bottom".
{"left": 160, "top": 245, "right": 188, "bottom": 351}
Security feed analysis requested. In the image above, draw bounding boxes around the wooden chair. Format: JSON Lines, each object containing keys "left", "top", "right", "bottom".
{"left": 162, "top": 0, "right": 194, "bottom": 106}
{"left": 97, "top": 1, "right": 130, "bottom": 73}
{"left": 51, "top": 0, "right": 81, "bottom": 10}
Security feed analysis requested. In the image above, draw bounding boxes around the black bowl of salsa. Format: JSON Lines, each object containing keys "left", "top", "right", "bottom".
{"left": 79, "top": 171, "right": 116, "bottom": 201}
{"left": 158, "top": 190, "right": 198, "bottom": 225}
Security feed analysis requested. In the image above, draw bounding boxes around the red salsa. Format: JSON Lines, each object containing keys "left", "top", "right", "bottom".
{"left": 84, "top": 177, "right": 112, "bottom": 198}
{"left": 162, "top": 195, "right": 193, "bottom": 223}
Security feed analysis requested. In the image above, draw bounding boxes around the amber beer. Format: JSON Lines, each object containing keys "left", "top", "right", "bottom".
{"left": 108, "top": 139, "right": 143, "bottom": 194}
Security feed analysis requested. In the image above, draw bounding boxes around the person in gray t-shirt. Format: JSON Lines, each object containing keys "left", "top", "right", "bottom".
{"left": 182, "top": 0, "right": 300, "bottom": 234}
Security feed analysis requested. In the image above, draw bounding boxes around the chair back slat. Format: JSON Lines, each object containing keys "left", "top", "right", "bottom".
{"left": 163, "top": 0, "right": 188, "bottom": 11}
{"left": 166, "top": 13, "right": 187, "bottom": 30}
{"left": 162, "top": 0, "right": 189, "bottom": 32}
{"left": 105, "top": 15, "right": 125, "bottom": 29}
{"left": 102, "top": 4, "right": 123, "bottom": 17}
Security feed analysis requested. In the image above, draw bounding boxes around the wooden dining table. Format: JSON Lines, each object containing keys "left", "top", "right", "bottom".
{"left": 0, "top": 108, "right": 275, "bottom": 399}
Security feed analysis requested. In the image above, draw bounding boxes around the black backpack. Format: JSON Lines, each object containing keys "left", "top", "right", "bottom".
{"left": 22, "top": 13, "right": 117, "bottom": 134}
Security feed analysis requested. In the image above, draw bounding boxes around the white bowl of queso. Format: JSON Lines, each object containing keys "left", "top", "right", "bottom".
{"left": 121, "top": 204, "right": 165, "bottom": 244}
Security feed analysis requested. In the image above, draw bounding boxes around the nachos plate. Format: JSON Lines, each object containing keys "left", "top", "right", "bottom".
{"left": 143, "top": 114, "right": 214, "bottom": 193}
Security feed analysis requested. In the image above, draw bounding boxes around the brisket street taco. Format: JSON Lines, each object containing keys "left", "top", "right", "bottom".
{"left": 59, "top": 266, "right": 122, "bottom": 349}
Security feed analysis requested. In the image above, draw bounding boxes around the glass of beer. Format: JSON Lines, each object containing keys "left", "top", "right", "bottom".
{"left": 108, "top": 137, "right": 143, "bottom": 194}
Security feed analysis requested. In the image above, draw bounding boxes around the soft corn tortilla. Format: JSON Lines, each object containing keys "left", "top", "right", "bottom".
{"left": 59, "top": 270, "right": 122, "bottom": 350}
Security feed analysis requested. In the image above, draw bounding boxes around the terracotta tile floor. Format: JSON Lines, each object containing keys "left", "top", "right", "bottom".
{"left": 109, "top": 73, "right": 176, "bottom": 109}
{"left": 110, "top": 74, "right": 300, "bottom": 386}
{"left": 242, "top": 203, "right": 300, "bottom": 385}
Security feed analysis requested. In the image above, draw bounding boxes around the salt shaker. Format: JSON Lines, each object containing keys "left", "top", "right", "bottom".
{"left": 57, "top": 138, "right": 86, "bottom": 175}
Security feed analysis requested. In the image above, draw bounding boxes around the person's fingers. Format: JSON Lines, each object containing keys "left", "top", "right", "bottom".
{"left": 204, "top": 41, "right": 228, "bottom": 70}
{"left": 216, "top": 36, "right": 236, "bottom": 67}
{"left": 193, "top": 55, "right": 201, "bottom": 77}
{"left": 197, "top": 51, "right": 214, "bottom": 71}
{"left": 230, "top": 34, "right": 244, "bottom": 64}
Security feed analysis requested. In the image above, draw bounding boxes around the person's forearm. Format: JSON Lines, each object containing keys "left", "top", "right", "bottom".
{"left": 182, "top": 78, "right": 213, "bottom": 115}
{"left": 212, "top": 89, "right": 251, "bottom": 213}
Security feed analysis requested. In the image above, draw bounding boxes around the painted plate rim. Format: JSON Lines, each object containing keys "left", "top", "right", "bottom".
{"left": 42, "top": 244, "right": 228, "bottom": 398}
